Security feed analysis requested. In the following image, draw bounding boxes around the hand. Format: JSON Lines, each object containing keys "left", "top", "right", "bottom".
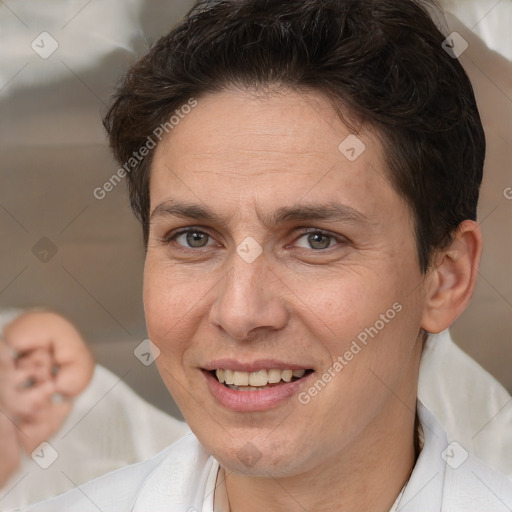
{"left": 4, "top": 311, "right": 95, "bottom": 399}
{"left": 0, "top": 311, "right": 95, "bottom": 476}
{"left": 0, "top": 343, "right": 56, "bottom": 420}
{"left": 0, "top": 340, "right": 22, "bottom": 487}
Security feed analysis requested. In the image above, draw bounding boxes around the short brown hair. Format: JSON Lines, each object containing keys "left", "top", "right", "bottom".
{"left": 104, "top": 0, "right": 485, "bottom": 272}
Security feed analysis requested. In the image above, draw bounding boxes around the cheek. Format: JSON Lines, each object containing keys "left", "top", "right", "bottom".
{"left": 298, "top": 262, "right": 422, "bottom": 361}
{"left": 143, "top": 256, "right": 210, "bottom": 354}
{"left": 287, "top": 266, "right": 389, "bottom": 336}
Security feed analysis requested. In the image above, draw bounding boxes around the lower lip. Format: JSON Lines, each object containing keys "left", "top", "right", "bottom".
{"left": 203, "top": 370, "right": 313, "bottom": 412}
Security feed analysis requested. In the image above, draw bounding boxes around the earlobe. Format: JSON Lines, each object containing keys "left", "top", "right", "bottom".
{"left": 421, "top": 220, "right": 482, "bottom": 334}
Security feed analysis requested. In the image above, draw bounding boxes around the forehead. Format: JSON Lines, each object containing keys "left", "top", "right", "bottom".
{"left": 149, "top": 88, "right": 406, "bottom": 224}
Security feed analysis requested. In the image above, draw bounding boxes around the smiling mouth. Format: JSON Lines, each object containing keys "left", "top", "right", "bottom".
{"left": 209, "top": 368, "right": 314, "bottom": 391}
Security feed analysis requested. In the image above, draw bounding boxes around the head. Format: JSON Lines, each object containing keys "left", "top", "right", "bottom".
{"left": 104, "top": 0, "right": 484, "bottom": 478}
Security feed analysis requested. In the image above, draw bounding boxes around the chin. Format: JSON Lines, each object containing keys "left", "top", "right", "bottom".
{"left": 202, "top": 433, "right": 312, "bottom": 478}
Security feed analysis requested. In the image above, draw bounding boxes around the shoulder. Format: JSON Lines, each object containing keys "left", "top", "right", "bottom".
{"left": 403, "top": 401, "right": 512, "bottom": 511}
{"left": 443, "top": 451, "right": 512, "bottom": 510}
{"left": 23, "top": 434, "right": 206, "bottom": 512}
{"left": 419, "top": 329, "right": 512, "bottom": 478}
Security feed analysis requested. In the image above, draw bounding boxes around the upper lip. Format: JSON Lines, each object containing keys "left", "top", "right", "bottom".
{"left": 202, "top": 359, "right": 313, "bottom": 372}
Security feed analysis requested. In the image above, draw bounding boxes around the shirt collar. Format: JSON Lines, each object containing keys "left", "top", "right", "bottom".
{"left": 132, "top": 400, "right": 448, "bottom": 512}
{"left": 391, "top": 400, "right": 447, "bottom": 512}
{"left": 202, "top": 400, "right": 448, "bottom": 512}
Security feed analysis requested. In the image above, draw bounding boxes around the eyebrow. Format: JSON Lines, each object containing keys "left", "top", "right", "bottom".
{"left": 150, "top": 200, "right": 371, "bottom": 227}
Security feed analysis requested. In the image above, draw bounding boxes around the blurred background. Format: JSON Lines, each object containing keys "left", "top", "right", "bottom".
{"left": 0, "top": 0, "right": 511, "bottom": 420}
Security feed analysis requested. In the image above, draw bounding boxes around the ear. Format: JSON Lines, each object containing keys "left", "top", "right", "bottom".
{"left": 421, "top": 220, "right": 482, "bottom": 334}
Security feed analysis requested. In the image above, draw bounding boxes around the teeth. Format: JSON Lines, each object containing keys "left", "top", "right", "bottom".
{"left": 224, "top": 369, "right": 234, "bottom": 385}
{"left": 267, "top": 369, "right": 282, "bottom": 383}
{"left": 281, "top": 370, "right": 292, "bottom": 382}
{"left": 233, "top": 371, "right": 249, "bottom": 386}
{"left": 214, "top": 368, "right": 308, "bottom": 387}
{"left": 249, "top": 370, "right": 267, "bottom": 387}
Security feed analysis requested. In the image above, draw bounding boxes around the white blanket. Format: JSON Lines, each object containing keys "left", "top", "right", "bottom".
{"left": 0, "top": 364, "right": 190, "bottom": 511}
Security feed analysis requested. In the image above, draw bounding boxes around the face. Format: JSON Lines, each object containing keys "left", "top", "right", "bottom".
{"left": 144, "top": 89, "right": 428, "bottom": 477}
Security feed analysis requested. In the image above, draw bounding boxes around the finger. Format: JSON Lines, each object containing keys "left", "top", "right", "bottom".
{"left": 7, "top": 380, "right": 57, "bottom": 419}
{"left": 17, "top": 400, "right": 73, "bottom": 454}
{"left": 0, "top": 340, "right": 17, "bottom": 367}
{"left": 15, "top": 349, "right": 54, "bottom": 384}
{"left": 16, "top": 348, "right": 52, "bottom": 369}
{"left": 16, "top": 368, "right": 53, "bottom": 389}
{"left": 0, "top": 363, "right": 53, "bottom": 391}
{"left": 3, "top": 312, "right": 53, "bottom": 354}
{"left": 5, "top": 311, "right": 95, "bottom": 397}
{"left": 12, "top": 367, "right": 49, "bottom": 389}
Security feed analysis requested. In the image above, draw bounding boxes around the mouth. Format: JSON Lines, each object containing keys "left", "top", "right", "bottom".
{"left": 206, "top": 368, "right": 314, "bottom": 391}
{"left": 201, "top": 359, "right": 316, "bottom": 411}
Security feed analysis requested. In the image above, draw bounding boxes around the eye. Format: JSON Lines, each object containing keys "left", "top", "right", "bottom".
{"left": 169, "top": 229, "right": 215, "bottom": 249}
{"left": 294, "top": 230, "right": 340, "bottom": 250}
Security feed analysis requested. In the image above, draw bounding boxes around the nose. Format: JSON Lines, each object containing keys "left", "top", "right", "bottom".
{"left": 209, "top": 251, "right": 289, "bottom": 341}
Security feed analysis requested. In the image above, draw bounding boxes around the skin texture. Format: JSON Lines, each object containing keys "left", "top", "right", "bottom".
{"left": 144, "top": 88, "right": 482, "bottom": 512}
{"left": 0, "top": 311, "right": 95, "bottom": 486}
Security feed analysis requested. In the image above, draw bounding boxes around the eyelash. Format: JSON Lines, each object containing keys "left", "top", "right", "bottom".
{"left": 163, "top": 227, "right": 345, "bottom": 251}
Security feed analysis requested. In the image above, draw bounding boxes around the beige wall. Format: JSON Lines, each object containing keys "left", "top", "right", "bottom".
{"left": 443, "top": 12, "right": 512, "bottom": 393}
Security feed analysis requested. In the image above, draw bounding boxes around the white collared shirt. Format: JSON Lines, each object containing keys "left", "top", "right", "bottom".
{"left": 22, "top": 399, "right": 512, "bottom": 512}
